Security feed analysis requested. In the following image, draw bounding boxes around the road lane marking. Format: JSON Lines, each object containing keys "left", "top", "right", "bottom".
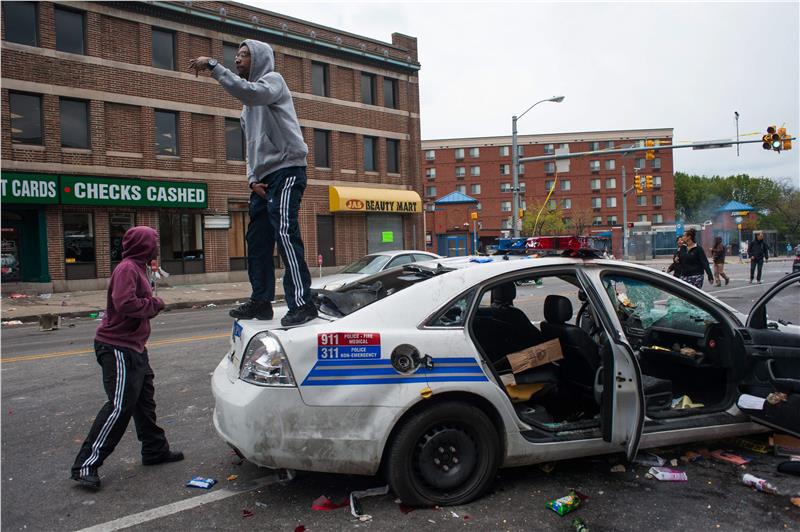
{"left": 75, "top": 474, "right": 279, "bottom": 532}
{"left": 1, "top": 333, "right": 229, "bottom": 363}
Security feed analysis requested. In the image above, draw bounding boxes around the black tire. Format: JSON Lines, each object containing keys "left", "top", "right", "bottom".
{"left": 386, "top": 401, "right": 500, "bottom": 507}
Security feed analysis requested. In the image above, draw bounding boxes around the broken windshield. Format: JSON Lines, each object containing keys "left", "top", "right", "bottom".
{"left": 312, "top": 263, "right": 455, "bottom": 317}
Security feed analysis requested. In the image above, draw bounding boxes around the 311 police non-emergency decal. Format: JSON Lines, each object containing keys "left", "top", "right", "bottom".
{"left": 317, "top": 333, "right": 380, "bottom": 360}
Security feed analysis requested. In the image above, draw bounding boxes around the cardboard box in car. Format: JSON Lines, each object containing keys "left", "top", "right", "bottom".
{"left": 772, "top": 433, "right": 800, "bottom": 457}
{"left": 506, "top": 338, "right": 563, "bottom": 374}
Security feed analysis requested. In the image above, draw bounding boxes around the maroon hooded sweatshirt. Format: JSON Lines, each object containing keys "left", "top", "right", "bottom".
{"left": 95, "top": 226, "right": 164, "bottom": 353}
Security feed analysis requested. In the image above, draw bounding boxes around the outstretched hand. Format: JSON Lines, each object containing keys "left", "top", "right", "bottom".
{"left": 188, "top": 57, "right": 211, "bottom": 77}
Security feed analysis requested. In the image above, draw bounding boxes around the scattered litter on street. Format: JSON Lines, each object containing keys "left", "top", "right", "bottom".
{"left": 294, "top": 526, "right": 306, "bottom": 532}
{"left": 680, "top": 451, "right": 704, "bottom": 463}
{"left": 741, "top": 473, "right": 779, "bottom": 494}
{"left": 311, "top": 495, "right": 348, "bottom": 511}
{"left": 726, "top": 437, "right": 771, "bottom": 454}
{"left": 539, "top": 462, "right": 556, "bottom": 474}
{"left": 39, "top": 293, "right": 52, "bottom": 299}
{"left": 572, "top": 516, "right": 589, "bottom": 532}
{"left": 610, "top": 464, "right": 626, "bottom": 473}
{"left": 350, "top": 485, "right": 389, "bottom": 521}
{"left": 709, "top": 450, "right": 751, "bottom": 466}
{"left": 227, "top": 474, "right": 238, "bottom": 481}
{"left": 2, "top": 320, "right": 23, "bottom": 326}
{"left": 450, "top": 510, "right": 459, "bottom": 518}
{"left": 633, "top": 452, "right": 665, "bottom": 467}
{"left": 242, "top": 509, "right": 254, "bottom": 518}
{"left": 546, "top": 489, "right": 587, "bottom": 516}
{"left": 205, "top": 303, "right": 217, "bottom": 308}
{"left": 186, "top": 476, "right": 217, "bottom": 489}
{"left": 397, "top": 502, "right": 416, "bottom": 514}
{"left": 669, "top": 459, "right": 679, "bottom": 467}
{"left": 791, "top": 497, "right": 800, "bottom": 508}
{"left": 255, "top": 501, "right": 268, "bottom": 508}
{"left": 648, "top": 467, "right": 688, "bottom": 481}
{"left": 9, "top": 293, "right": 29, "bottom": 299}
{"left": 671, "top": 395, "right": 704, "bottom": 409}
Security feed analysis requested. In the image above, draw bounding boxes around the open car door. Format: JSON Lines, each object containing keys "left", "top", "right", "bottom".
{"left": 738, "top": 271, "right": 800, "bottom": 437}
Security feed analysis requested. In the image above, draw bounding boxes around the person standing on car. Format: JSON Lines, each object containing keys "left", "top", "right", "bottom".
{"left": 677, "top": 228, "right": 713, "bottom": 289}
{"left": 71, "top": 227, "right": 183, "bottom": 489}
{"left": 748, "top": 232, "right": 769, "bottom": 284}
{"left": 666, "top": 236, "right": 685, "bottom": 277}
{"left": 189, "top": 40, "right": 316, "bottom": 327}
{"left": 711, "top": 236, "right": 729, "bottom": 287}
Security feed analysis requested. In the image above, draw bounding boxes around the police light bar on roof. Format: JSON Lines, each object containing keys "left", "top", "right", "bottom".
{"left": 497, "top": 236, "right": 593, "bottom": 253}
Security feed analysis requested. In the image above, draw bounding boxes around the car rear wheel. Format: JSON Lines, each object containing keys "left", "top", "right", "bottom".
{"left": 386, "top": 401, "right": 500, "bottom": 506}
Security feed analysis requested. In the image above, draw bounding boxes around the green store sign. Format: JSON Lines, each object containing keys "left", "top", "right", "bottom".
{"left": 1, "top": 173, "right": 207, "bottom": 208}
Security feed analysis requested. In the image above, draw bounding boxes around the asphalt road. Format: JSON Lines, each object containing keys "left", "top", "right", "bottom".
{"left": 2, "top": 261, "right": 798, "bottom": 531}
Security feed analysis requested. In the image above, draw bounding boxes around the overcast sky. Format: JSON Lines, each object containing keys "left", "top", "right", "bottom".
{"left": 245, "top": 1, "right": 799, "bottom": 184}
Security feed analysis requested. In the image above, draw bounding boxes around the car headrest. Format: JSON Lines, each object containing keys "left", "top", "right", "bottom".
{"left": 491, "top": 283, "right": 517, "bottom": 308}
{"left": 544, "top": 295, "right": 572, "bottom": 324}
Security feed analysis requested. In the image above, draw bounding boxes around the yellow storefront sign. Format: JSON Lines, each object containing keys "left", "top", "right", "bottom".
{"left": 329, "top": 186, "right": 421, "bottom": 213}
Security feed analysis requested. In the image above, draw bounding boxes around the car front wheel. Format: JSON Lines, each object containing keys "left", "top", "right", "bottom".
{"left": 386, "top": 401, "right": 500, "bottom": 506}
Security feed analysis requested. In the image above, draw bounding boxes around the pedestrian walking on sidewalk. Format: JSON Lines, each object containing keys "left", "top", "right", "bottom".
{"left": 190, "top": 40, "right": 317, "bottom": 327}
{"left": 711, "top": 236, "right": 729, "bottom": 287}
{"left": 747, "top": 232, "right": 769, "bottom": 284}
{"left": 677, "top": 228, "right": 713, "bottom": 289}
{"left": 666, "top": 236, "right": 685, "bottom": 277}
{"left": 71, "top": 227, "right": 183, "bottom": 489}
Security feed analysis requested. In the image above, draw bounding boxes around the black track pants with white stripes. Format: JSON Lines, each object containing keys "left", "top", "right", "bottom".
{"left": 247, "top": 166, "right": 312, "bottom": 311}
{"left": 71, "top": 341, "right": 169, "bottom": 476}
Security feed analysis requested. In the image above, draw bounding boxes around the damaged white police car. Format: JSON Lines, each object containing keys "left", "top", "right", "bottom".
{"left": 213, "top": 237, "right": 800, "bottom": 506}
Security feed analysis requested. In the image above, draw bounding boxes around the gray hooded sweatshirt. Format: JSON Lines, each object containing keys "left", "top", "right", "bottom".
{"left": 211, "top": 39, "right": 308, "bottom": 185}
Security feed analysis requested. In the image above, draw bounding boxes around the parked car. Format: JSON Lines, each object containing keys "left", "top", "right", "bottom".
{"left": 213, "top": 237, "right": 800, "bottom": 506}
{"left": 310, "top": 250, "right": 441, "bottom": 290}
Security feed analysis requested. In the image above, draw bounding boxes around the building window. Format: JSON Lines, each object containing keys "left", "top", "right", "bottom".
{"left": 653, "top": 195, "right": 663, "bottom": 206}
{"left": 500, "top": 183, "right": 511, "bottom": 192}
{"left": 519, "top": 182, "right": 527, "bottom": 193}
{"left": 455, "top": 166, "right": 466, "bottom": 178}
{"left": 500, "top": 164, "right": 510, "bottom": 175}
{"left": 60, "top": 99, "right": 89, "bottom": 149}
{"left": 470, "top": 165, "right": 480, "bottom": 176}
{"left": 386, "top": 139, "right": 399, "bottom": 173}
{"left": 521, "top": 199, "right": 527, "bottom": 210}
{"left": 223, "top": 42, "right": 239, "bottom": 70}
{"left": 561, "top": 198, "right": 572, "bottom": 209}
{"left": 363, "top": 136, "right": 377, "bottom": 171}
{"left": 544, "top": 144, "right": 554, "bottom": 155}
{"left": 606, "top": 177, "right": 617, "bottom": 189}
{"left": 383, "top": 77, "right": 398, "bottom": 108}
{"left": 545, "top": 179, "right": 554, "bottom": 191}
{"left": 608, "top": 215, "right": 618, "bottom": 225}
{"left": 55, "top": 6, "right": 85, "bottom": 54}
{"left": 159, "top": 213, "right": 205, "bottom": 275}
{"left": 361, "top": 73, "right": 375, "bottom": 105}
{"left": 501, "top": 219, "right": 511, "bottom": 230}
{"left": 426, "top": 186, "right": 437, "bottom": 197}
{"left": 225, "top": 118, "right": 244, "bottom": 161}
{"left": 547, "top": 199, "right": 557, "bottom": 210}
{"left": 637, "top": 214, "right": 648, "bottom": 222}
{"left": 64, "top": 212, "right": 95, "bottom": 279}
{"left": 607, "top": 197, "right": 617, "bottom": 208}
{"left": 544, "top": 162, "right": 555, "bottom": 174}
{"left": 517, "top": 145, "right": 524, "bottom": 156}
{"left": 468, "top": 147, "right": 480, "bottom": 158}
{"left": 591, "top": 178, "right": 601, "bottom": 190}
{"left": 500, "top": 146, "right": 510, "bottom": 157}
{"left": 454, "top": 148, "right": 465, "bottom": 160}
{"left": 636, "top": 195, "right": 647, "bottom": 206}
{"left": 561, "top": 180, "right": 571, "bottom": 191}
{"left": 518, "top": 164, "right": 525, "bottom": 175}
{"left": 425, "top": 168, "right": 436, "bottom": 179}
{"left": 592, "top": 197, "right": 601, "bottom": 209}
{"left": 605, "top": 159, "right": 615, "bottom": 170}
{"left": 3, "top": 2, "right": 38, "bottom": 46}
{"left": 590, "top": 141, "right": 600, "bottom": 151}
{"left": 109, "top": 213, "right": 135, "bottom": 266}
{"left": 653, "top": 214, "right": 663, "bottom": 223}
{"left": 606, "top": 140, "right": 615, "bottom": 149}
{"left": 562, "top": 217, "right": 572, "bottom": 226}
{"left": 425, "top": 203, "right": 436, "bottom": 212}
{"left": 425, "top": 149, "right": 435, "bottom": 161}
{"left": 652, "top": 158, "right": 662, "bottom": 170}
{"left": 653, "top": 175, "right": 662, "bottom": 188}
{"left": 471, "top": 184, "right": 481, "bottom": 195}
{"left": 152, "top": 28, "right": 176, "bottom": 70}
{"left": 500, "top": 201, "right": 512, "bottom": 212}
{"left": 476, "top": 202, "right": 482, "bottom": 211}
{"left": 456, "top": 184, "right": 466, "bottom": 194}
{"left": 9, "top": 92, "right": 42, "bottom": 145}
{"left": 589, "top": 160, "right": 600, "bottom": 172}
{"left": 311, "top": 62, "right": 328, "bottom": 97}
{"left": 154, "top": 110, "right": 178, "bottom": 155}
{"left": 636, "top": 157, "right": 645, "bottom": 169}
{"left": 592, "top": 216, "right": 603, "bottom": 226}
{"left": 314, "top": 129, "right": 330, "bottom": 168}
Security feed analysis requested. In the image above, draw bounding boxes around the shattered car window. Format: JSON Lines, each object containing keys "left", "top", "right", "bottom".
{"left": 603, "top": 275, "right": 716, "bottom": 332}
{"left": 429, "top": 289, "right": 476, "bottom": 327}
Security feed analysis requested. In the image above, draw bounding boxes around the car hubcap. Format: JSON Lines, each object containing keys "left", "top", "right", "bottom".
{"left": 414, "top": 424, "right": 477, "bottom": 490}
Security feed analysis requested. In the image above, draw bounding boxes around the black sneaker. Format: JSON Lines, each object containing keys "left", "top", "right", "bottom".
{"left": 71, "top": 468, "right": 101, "bottom": 489}
{"left": 142, "top": 450, "right": 184, "bottom": 466}
{"left": 281, "top": 303, "right": 318, "bottom": 327}
{"left": 229, "top": 300, "right": 273, "bottom": 320}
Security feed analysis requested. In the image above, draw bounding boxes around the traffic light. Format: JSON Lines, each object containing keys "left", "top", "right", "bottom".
{"left": 645, "top": 139, "right": 655, "bottom": 160}
{"left": 518, "top": 208, "right": 524, "bottom": 219}
{"left": 634, "top": 174, "right": 643, "bottom": 194}
{"left": 763, "top": 126, "right": 775, "bottom": 150}
{"left": 779, "top": 127, "right": 792, "bottom": 151}
{"left": 645, "top": 175, "right": 653, "bottom": 190}
{"left": 763, "top": 126, "right": 781, "bottom": 151}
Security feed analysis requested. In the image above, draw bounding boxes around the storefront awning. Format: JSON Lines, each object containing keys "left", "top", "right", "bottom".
{"left": 329, "top": 186, "right": 421, "bottom": 213}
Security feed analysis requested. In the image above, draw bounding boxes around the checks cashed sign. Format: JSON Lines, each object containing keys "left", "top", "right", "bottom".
{"left": 61, "top": 176, "right": 207, "bottom": 208}
{"left": 0, "top": 173, "right": 59, "bottom": 204}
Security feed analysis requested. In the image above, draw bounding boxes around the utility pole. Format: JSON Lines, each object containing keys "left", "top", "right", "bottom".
{"left": 511, "top": 115, "right": 519, "bottom": 237}
{"left": 622, "top": 165, "right": 628, "bottom": 260}
{"left": 735, "top": 111, "right": 740, "bottom": 157}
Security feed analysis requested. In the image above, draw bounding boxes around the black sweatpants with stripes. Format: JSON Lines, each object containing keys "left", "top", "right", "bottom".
{"left": 72, "top": 341, "right": 169, "bottom": 476}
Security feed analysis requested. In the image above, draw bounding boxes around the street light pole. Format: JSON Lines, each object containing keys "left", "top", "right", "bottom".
{"left": 511, "top": 95, "right": 565, "bottom": 237}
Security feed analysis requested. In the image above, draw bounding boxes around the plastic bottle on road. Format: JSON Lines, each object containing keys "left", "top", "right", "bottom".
{"left": 741, "top": 473, "right": 779, "bottom": 494}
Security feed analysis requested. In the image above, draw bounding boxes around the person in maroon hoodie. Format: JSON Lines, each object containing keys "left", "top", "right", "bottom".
{"left": 71, "top": 227, "right": 183, "bottom": 489}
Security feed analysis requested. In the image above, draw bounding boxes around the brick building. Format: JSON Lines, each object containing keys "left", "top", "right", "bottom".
{"left": 1, "top": 1, "right": 422, "bottom": 291}
{"left": 421, "top": 129, "right": 675, "bottom": 255}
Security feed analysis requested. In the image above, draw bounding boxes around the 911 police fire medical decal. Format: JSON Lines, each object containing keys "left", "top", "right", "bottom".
{"left": 317, "top": 333, "right": 381, "bottom": 360}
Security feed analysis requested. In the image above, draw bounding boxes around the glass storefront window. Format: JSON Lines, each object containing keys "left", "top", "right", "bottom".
{"left": 159, "top": 213, "right": 204, "bottom": 274}
{"left": 109, "top": 213, "right": 135, "bottom": 266}
{"left": 64, "top": 212, "right": 96, "bottom": 279}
